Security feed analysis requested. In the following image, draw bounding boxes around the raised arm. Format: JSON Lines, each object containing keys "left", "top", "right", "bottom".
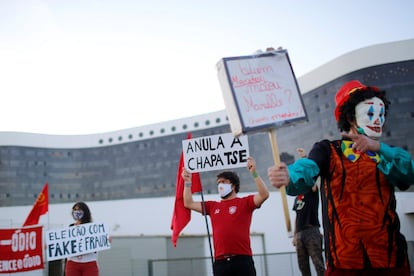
{"left": 182, "top": 168, "right": 202, "bottom": 213}
{"left": 342, "top": 132, "right": 414, "bottom": 186}
{"left": 247, "top": 157, "right": 269, "bottom": 207}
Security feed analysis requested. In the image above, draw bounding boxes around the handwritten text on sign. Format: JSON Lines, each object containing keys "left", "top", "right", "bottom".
{"left": 224, "top": 52, "right": 306, "bottom": 131}
{"left": 182, "top": 133, "right": 249, "bottom": 172}
{"left": 45, "top": 222, "right": 111, "bottom": 261}
{"left": 0, "top": 226, "right": 44, "bottom": 274}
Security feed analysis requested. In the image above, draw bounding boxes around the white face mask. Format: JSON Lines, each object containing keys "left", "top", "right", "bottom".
{"left": 355, "top": 97, "right": 385, "bottom": 139}
{"left": 218, "top": 183, "right": 233, "bottom": 198}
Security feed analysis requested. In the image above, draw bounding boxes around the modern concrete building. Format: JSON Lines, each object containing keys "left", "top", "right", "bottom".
{"left": 1, "top": 39, "right": 413, "bottom": 276}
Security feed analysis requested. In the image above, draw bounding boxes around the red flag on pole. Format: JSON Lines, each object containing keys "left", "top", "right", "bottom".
{"left": 171, "top": 133, "right": 202, "bottom": 247}
{"left": 23, "top": 183, "right": 49, "bottom": 226}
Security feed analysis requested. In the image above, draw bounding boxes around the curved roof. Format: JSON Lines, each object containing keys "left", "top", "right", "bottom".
{"left": 298, "top": 39, "right": 414, "bottom": 92}
{"left": 0, "top": 110, "right": 229, "bottom": 148}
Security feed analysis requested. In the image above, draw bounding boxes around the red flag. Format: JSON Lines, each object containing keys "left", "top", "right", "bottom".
{"left": 23, "top": 183, "right": 49, "bottom": 226}
{"left": 171, "top": 133, "right": 202, "bottom": 247}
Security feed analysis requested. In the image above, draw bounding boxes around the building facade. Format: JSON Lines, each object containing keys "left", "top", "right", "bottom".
{"left": 0, "top": 39, "right": 413, "bottom": 276}
{"left": 0, "top": 39, "right": 413, "bottom": 207}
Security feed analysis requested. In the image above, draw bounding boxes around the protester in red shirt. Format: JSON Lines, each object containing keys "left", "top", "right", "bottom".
{"left": 183, "top": 156, "right": 269, "bottom": 276}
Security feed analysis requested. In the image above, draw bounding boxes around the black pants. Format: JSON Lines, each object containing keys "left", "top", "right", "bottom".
{"left": 213, "top": 255, "right": 256, "bottom": 276}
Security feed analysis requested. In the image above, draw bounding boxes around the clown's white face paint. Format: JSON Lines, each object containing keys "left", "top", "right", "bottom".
{"left": 355, "top": 97, "right": 385, "bottom": 139}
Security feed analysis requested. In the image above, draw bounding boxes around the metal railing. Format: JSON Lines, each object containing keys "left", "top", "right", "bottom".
{"left": 147, "top": 251, "right": 302, "bottom": 276}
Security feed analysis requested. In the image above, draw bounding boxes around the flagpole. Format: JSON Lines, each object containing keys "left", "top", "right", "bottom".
{"left": 200, "top": 191, "right": 214, "bottom": 268}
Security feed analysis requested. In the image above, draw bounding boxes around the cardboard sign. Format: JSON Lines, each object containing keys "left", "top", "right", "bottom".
{"left": 0, "top": 226, "right": 43, "bottom": 273}
{"left": 45, "top": 222, "right": 111, "bottom": 261}
{"left": 217, "top": 49, "right": 307, "bottom": 136}
{"left": 182, "top": 133, "right": 249, "bottom": 172}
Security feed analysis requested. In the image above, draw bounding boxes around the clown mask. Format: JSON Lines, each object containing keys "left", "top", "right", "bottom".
{"left": 355, "top": 97, "right": 385, "bottom": 138}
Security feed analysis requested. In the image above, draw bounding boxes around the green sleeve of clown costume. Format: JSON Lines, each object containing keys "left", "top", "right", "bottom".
{"left": 285, "top": 158, "right": 320, "bottom": 196}
{"left": 378, "top": 142, "right": 414, "bottom": 187}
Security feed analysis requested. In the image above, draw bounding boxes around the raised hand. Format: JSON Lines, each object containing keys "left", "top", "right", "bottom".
{"left": 341, "top": 132, "right": 380, "bottom": 153}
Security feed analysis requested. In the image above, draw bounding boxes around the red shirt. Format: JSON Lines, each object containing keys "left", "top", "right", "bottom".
{"left": 204, "top": 195, "right": 256, "bottom": 258}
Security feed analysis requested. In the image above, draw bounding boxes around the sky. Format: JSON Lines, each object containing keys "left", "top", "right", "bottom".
{"left": 0, "top": 0, "right": 413, "bottom": 135}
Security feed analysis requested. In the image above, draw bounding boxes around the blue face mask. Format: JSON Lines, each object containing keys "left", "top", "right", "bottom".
{"left": 72, "top": 210, "right": 84, "bottom": 221}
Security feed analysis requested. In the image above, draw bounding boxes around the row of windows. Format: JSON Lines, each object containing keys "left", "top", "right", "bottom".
{"left": 98, "top": 117, "right": 226, "bottom": 145}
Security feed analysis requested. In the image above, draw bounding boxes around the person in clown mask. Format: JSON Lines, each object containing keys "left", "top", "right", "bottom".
{"left": 182, "top": 156, "right": 269, "bottom": 276}
{"left": 65, "top": 201, "right": 100, "bottom": 276}
{"left": 268, "top": 80, "right": 413, "bottom": 275}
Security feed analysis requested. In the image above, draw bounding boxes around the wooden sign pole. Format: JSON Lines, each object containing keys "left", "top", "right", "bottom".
{"left": 268, "top": 128, "right": 292, "bottom": 236}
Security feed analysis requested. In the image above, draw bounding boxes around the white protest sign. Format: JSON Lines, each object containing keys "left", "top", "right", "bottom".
{"left": 182, "top": 133, "right": 249, "bottom": 173}
{"left": 217, "top": 49, "right": 307, "bottom": 136}
{"left": 45, "top": 222, "right": 111, "bottom": 261}
{"left": 217, "top": 49, "right": 304, "bottom": 235}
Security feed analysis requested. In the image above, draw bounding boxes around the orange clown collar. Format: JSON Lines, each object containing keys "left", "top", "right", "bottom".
{"left": 334, "top": 80, "right": 379, "bottom": 121}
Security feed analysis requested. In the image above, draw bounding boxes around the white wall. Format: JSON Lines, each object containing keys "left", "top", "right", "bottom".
{"left": 2, "top": 191, "right": 414, "bottom": 254}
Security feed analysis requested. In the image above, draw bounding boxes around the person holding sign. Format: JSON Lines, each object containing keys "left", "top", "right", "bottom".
{"left": 268, "top": 80, "right": 413, "bottom": 275}
{"left": 65, "top": 202, "right": 99, "bottom": 276}
{"left": 183, "top": 156, "right": 269, "bottom": 276}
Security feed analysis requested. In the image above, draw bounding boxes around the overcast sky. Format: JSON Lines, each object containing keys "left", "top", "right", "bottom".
{"left": 0, "top": 0, "right": 413, "bottom": 135}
